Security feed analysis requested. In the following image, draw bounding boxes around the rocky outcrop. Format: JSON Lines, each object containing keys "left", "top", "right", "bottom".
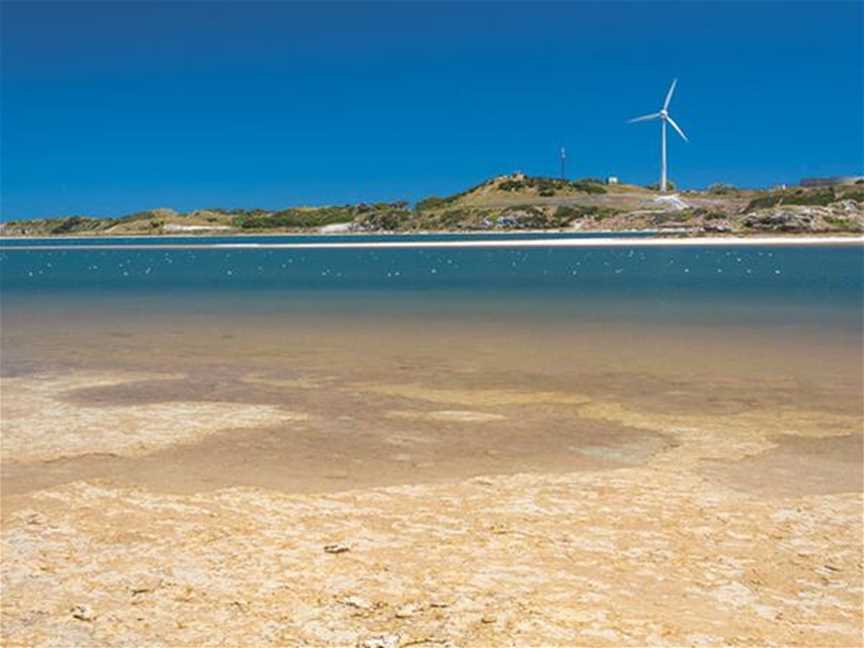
{"left": 702, "top": 222, "right": 734, "bottom": 233}
{"left": 497, "top": 206, "right": 547, "bottom": 228}
{"left": 742, "top": 208, "right": 819, "bottom": 232}
{"left": 742, "top": 200, "right": 864, "bottom": 233}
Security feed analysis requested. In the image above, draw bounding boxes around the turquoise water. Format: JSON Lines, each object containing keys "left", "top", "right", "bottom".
{"left": 2, "top": 234, "right": 861, "bottom": 431}
{"left": 1, "top": 237, "right": 862, "bottom": 331}
{"left": 2, "top": 234, "right": 860, "bottom": 502}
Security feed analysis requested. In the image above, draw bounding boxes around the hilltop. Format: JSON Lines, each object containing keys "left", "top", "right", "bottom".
{"left": 2, "top": 174, "right": 863, "bottom": 237}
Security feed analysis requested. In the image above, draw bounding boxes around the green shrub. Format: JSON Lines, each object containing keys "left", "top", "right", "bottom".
{"left": 591, "top": 208, "right": 620, "bottom": 221}
{"left": 553, "top": 206, "right": 583, "bottom": 221}
{"left": 236, "top": 206, "right": 357, "bottom": 229}
{"left": 784, "top": 189, "right": 835, "bottom": 206}
{"left": 498, "top": 180, "right": 526, "bottom": 192}
{"left": 532, "top": 179, "right": 558, "bottom": 195}
{"left": 50, "top": 216, "right": 105, "bottom": 234}
{"left": 839, "top": 190, "right": 864, "bottom": 202}
{"left": 824, "top": 216, "right": 858, "bottom": 230}
{"left": 745, "top": 194, "right": 782, "bottom": 211}
{"left": 208, "top": 207, "right": 270, "bottom": 216}
{"left": 646, "top": 180, "right": 676, "bottom": 191}
{"left": 352, "top": 203, "right": 416, "bottom": 230}
{"left": 363, "top": 209, "right": 412, "bottom": 230}
{"left": 686, "top": 207, "right": 728, "bottom": 221}
{"left": 498, "top": 176, "right": 606, "bottom": 195}
{"left": 415, "top": 196, "right": 450, "bottom": 211}
{"left": 746, "top": 188, "right": 836, "bottom": 211}
{"left": 569, "top": 180, "right": 607, "bottom": 194}
{"left": 440, "top": 209, "right": 471, "bottom": 227}
{"left": 553, "top": 205, "right": 620, "bottom": 223}
{"left": 708, "top": 183, "right": 737, "bottom": 194}
{"left": 115, "top": 210, "right": 160, "bottom": 225}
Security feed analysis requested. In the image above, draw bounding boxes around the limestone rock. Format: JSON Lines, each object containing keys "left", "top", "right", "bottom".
{"left": 70, "top": 605, "right": 95, "bottom": 621}
{"left": 742, "top": 200, "right": 864, "bottom": 232}
{"left": 395, "top": 603, "right": 420, "bottom": 619}
{"left": 358, "top": 634, "right": 400, "bottom": 648}
{"left": 324, "top": 543, "right": 350, "bottom": 554}
{"left": 742, "top": 208, "right": 818, "bottom": 232}
{"left": 342, "top": 596, "right": 373, "bottom": 611}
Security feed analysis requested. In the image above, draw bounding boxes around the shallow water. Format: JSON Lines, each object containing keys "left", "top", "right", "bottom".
{"left": 1, "top": 236, "right": 861, "bottom": 496}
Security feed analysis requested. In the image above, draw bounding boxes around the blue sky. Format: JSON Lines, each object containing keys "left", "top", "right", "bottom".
{"left": 1, "top": 1, "right": 862, "bottom": 219}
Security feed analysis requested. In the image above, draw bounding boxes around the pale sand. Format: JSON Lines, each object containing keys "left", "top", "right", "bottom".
{"left": 2, "top": 467, "right": 861, "bottom": 647}
{"left": 1, "top": 367, "right": 862, "bottom": 646}
{"left": 2, "top": 235, "right": 863, "bottom": 251}
{"left": 1, "top": 372, "right": 310, "bottom": 462}
{"left": 1, "top": 305, "right": 861, "bottom": 646}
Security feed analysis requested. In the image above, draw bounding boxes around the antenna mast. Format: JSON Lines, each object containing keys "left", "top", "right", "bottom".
{"left": 560, "top": 146, "right": 566, "bottom": 180}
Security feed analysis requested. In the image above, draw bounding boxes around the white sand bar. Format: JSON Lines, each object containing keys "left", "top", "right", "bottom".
{"left": 1, "top": 235, "right": 862, "bottom": 251}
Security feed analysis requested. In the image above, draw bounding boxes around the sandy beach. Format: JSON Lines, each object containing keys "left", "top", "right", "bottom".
{"left": 2, "top": 235, "right": 863, "bottom": 252}
{"left": 3, "top": 0, "right": 862, "bottom": 644}
{"left": 2, "top": 307, "right": 861, "bottom": 646}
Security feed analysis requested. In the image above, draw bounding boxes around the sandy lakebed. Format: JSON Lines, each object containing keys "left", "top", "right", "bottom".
{"left": 1, "top": 237, "right": 862, "bottom": 646}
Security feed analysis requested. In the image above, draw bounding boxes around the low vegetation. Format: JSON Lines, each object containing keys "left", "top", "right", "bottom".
{"left": 824, "top": 216, "right": 857, "bottom": 230}
{"left": 707, "top": 183, "right": 738, "bottom": 195}
{"left": 414, "top": 196, "right": 452, "bottom": 211}
{"left": 49, "top": 216, "right": 106, "bottom": 235}
{"left": 236, "top": 207, "right": 352, "bottom": 230}
{"left": 3, "top": 178, "right": 862, "bottom": 237}
{"left": 497, "top": 176, "right": 607, "bottom": 196}
{"left": 233, "top": 203, "right": 411, "bottom": 230}
{"left": 554, "top": 205, "right": 620, "bottom": 222}
{"left": 745, "top": 188, "right": 836, "bottom": 211}
{"left": 413, "top": 180, "right": 490, "bottom": 211}
{"left": 839, "top": 190, "right": 864, "bottom": 203}
{"left": 646, "top": 180, "right": 676, "bottom": 191}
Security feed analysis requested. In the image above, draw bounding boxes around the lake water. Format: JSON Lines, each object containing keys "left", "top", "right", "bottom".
{"left": 1, "top": 234, "right": 861, "bottom": 496}
{"left": 2, "top": 234, "right": 861, "bottom": 327}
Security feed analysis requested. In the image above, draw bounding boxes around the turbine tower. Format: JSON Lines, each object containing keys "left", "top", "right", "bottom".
{"left": 628, "top": 79, "right": 688, "bottom": 192}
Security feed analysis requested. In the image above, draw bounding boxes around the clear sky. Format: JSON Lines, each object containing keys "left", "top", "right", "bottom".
{"left": 1, "top": 1, "right": 862, "bottom": 219}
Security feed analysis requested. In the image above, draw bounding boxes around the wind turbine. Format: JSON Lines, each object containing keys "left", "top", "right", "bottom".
{"left": 628, "top": 79, "right": 688, "bottom": 192}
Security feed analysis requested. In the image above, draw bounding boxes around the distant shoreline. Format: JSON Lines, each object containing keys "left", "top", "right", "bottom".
{"left": 0, "top": 228, "right": 656, "bottom": 241}
{"left": 2, "top": 177, "right": 862, "bottom": 239}
{"left": 2, "top": 235, "right": 862, "bottom": 251}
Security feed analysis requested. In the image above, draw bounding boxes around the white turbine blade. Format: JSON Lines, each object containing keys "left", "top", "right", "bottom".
{"left": 667, "top": 115, "right": 688, "bottom": 142}
{"left": 663, "top": 78, "right": 678, "bottom": 110}
{"left": 627, "top": 112, "right": 660, "bottom": 123}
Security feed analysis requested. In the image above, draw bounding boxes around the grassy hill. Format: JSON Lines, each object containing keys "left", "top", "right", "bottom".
{"left": 2, "top": 175, "right": 863, "bottom": 237}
